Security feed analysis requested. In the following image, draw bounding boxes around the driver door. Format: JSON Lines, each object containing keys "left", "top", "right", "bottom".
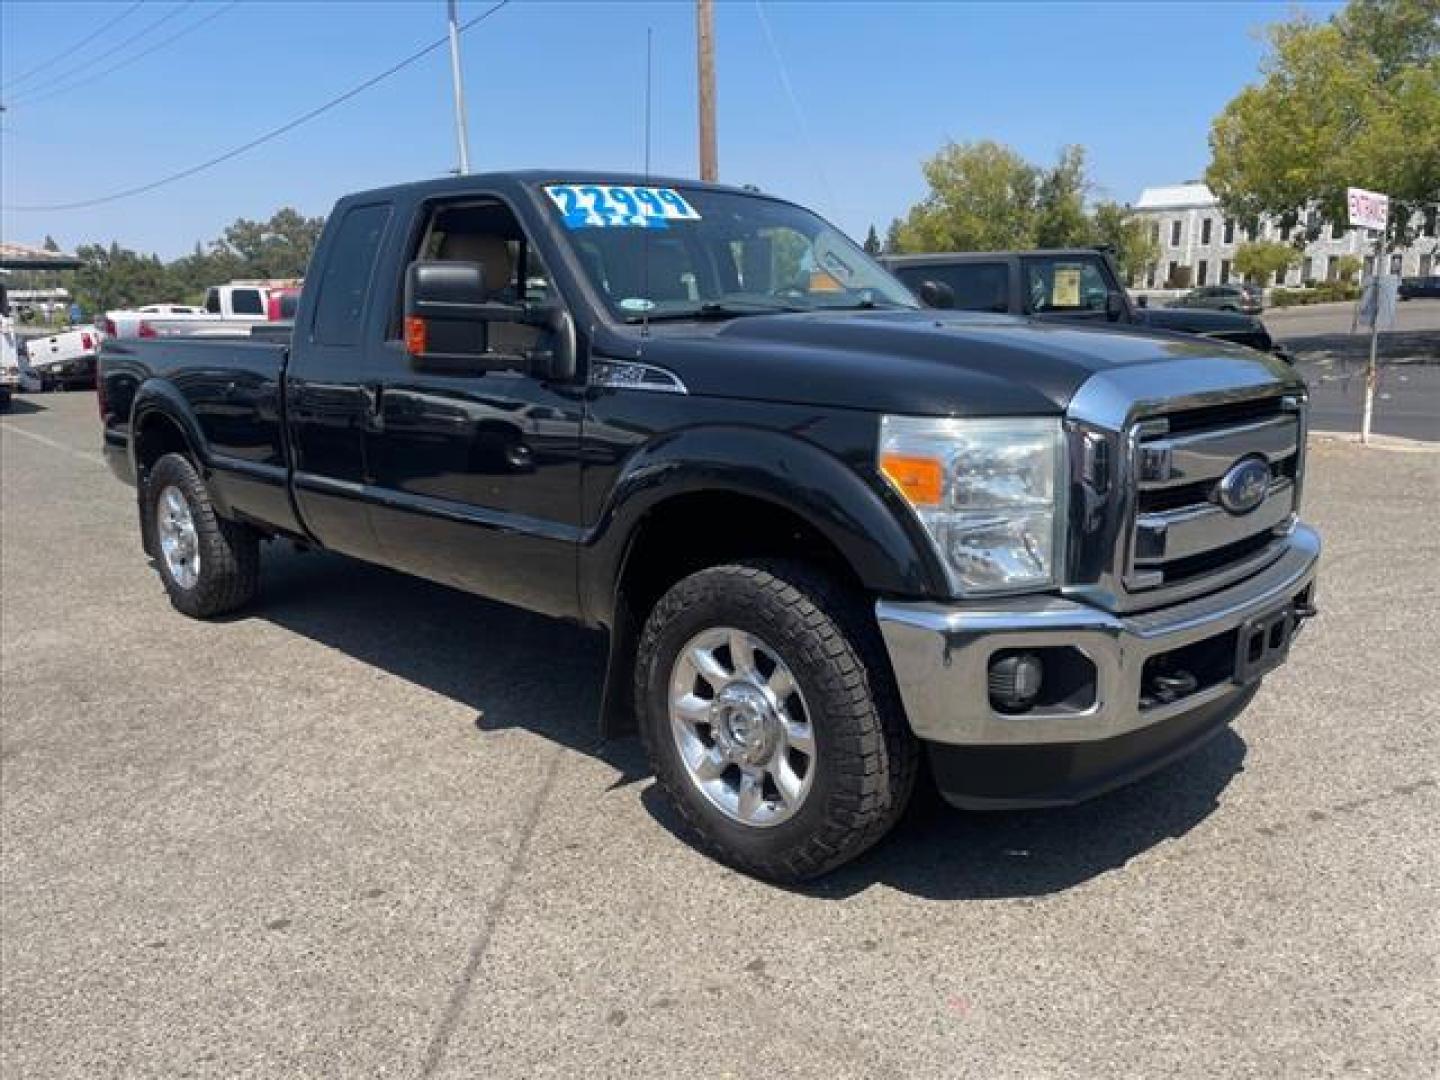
{"left": 365, "top": 195, "right": 585, "bottom": 620}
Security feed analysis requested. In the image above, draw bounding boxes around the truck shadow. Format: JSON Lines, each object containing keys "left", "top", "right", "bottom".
{"left": 782, "top": 729, "right": 1246, "bottom": 900}
{"left": 249, "top": 544, "right": 647, "bottom": 784}
{"left": 251, "top": 542, "right": 1246, "bottom": 901}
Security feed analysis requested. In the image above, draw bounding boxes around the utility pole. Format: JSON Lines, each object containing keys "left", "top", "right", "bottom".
{"left": 447, "top": 0, "right": 472, "bottom": 175}
{"left": 696, "top": 0, "right": 717, "bottom": 181}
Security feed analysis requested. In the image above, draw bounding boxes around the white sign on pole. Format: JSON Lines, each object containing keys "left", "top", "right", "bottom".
{"left": 1346, "top": 187, "right": 1389, "bottom": 232}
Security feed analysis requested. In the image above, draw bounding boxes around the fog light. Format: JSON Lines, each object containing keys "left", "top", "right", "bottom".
{"left": 989, "top": 652, "right": 1044, "bottom": 713}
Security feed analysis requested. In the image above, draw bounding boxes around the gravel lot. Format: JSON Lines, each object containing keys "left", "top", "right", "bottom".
{"left": 3, "top": 392, "right": 1437, "bottom": 1079}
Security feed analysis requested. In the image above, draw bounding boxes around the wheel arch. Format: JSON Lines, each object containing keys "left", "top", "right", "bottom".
{"left": 587, "top": 425, "right": 944, "bottom": 735}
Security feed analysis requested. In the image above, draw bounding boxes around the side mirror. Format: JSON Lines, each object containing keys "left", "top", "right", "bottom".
{"left": 528, "top": 304, "right": 577, "bottom": 382}
{"left": 405, "top": 260, "right": 576, "bottom": 377}
{"left": 917, "top": 279, "right": 956, "bottom": 309}
{"left": 1105, "top": 292, "right": 1127, "bottom": 321}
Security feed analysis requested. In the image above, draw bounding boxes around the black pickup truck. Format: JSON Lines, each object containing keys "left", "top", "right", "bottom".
{"left": 883, "top": 249, "right": 1287, "bottom": 358}
{"left": 101, "top": 172, "right": 1320, "bottom": 881}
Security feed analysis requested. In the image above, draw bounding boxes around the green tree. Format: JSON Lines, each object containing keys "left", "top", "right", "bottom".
{"left": 70, "top": 243, "right": 170, "bottom": 313}
{"left": 1335, "top": 254, "right": 1363, "bottom": 282}
{"left": 1089, "top": 201, "right": 1160, "bottom": 282}
{"left": 1206, "top": 0, "right": 1440, "bottom": 246}
{"left": 896, "top": 140, "right": 1041, "bottom": 252}
{"left": 862, "top": 224, "right": 882, "bottom": 255}
{"left": 1233, "top": 240, "right": 1300, "bottom": 284}
{"left": 215, "top": 207, "right": 325, "bottom": 280}
{"left": 894, "top": 140, "right": 1127, "bottom": 255}
{"left": 883, "top": 218, "right": 905, "bottom": 255}
{"left": 1034, "top": 145, "right": 1091, "bottom": 248}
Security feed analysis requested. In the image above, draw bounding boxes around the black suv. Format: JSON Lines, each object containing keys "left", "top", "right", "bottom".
{"left": 884, "top": 249, "right": 1284, "bottom": 357}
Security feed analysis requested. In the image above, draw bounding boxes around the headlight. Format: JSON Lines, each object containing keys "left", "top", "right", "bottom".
{"left": 879, "top": 416, "right": 1066, "bottom": 594}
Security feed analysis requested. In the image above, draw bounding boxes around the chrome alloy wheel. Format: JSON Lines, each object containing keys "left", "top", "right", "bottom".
{"left": 668, "top": 627, "right": 817, "bottom": 827}
{"left": 156, "top": 485, "right": 200, "bottom": 590}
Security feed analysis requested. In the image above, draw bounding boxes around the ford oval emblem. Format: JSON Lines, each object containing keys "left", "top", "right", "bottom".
{"left": 1216, "top": 456, "right": 1271, "bottom": 515}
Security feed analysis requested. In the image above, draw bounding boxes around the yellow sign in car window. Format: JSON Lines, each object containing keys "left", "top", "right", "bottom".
{"left": 1052, "top": 265, "right": 1081, "bottom": 308}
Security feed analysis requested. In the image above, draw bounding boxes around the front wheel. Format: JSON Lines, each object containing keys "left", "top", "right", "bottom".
{"left": 635, "top": 561, "right": 918, "bottom": 882}
{"left": 144, "top": 453, "right": 260, "bottom": 618}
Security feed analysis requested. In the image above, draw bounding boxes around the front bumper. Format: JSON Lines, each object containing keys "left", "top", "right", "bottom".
{"left": 877, "top": 525, "right": 1319, "bottom": 799}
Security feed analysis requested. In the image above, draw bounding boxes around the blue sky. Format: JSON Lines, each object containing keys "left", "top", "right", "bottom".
{"left": 1, "top": 0, "right": 1340, "bottom": 258}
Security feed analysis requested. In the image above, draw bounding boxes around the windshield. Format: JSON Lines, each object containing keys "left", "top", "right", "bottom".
{"left": 539, "top": 183, "right": 918, "bottom": 320}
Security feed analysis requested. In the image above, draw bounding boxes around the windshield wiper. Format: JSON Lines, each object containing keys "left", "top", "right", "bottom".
{"left": 813, "top": 296, "right": 916, "bottom": 311}
{"left": 624, "top": 300, "right": 807, "bottom": 323}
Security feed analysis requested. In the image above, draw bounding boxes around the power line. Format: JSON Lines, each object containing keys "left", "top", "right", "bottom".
{"left": 8, "top": 2, "right": 239, "bottom": 109}
{"left": 3, "top": 0, "right": 511, "bottom": 213}
{"left": 0, "top": 0, "right": 147, "bottom": 93}
{"left": 753, "top": 0, "right": 838, "bottom": 220}
{"left": 7, "top": 1, "right": 193, "bottom": 105}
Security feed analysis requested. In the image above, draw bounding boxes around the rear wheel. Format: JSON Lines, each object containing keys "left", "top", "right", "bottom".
{"left": 144, "top": 453, "right": 259, "bottom": 618}
{"left": 636, "top": 560, "right": 918, "bottom": 882}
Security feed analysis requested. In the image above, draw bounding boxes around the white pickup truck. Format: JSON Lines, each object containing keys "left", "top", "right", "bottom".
{"left": 0, "top": 285, "right": 20, "bottom": 407}
{"left": 22, "top": 325, "right": 104, "bottom": 389}
{"left": 104, "top": 284, "right": 272, "bottom": 339}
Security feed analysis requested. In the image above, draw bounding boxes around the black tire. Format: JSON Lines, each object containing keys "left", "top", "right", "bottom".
{"left": 635, "top": 560, "right": 919, "bottom": 882}
{"left": 144, "top": 452, "right": 260, "bottom": 618}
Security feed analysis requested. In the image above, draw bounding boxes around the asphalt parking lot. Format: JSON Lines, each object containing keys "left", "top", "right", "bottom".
{"left": 3, "top": 392, "right": 1438, "bottom": 1079}
{"left": 1264, "top": 299, "right": 1439, "bottom": 442}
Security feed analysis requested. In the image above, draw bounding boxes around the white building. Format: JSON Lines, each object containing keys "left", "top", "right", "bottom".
{"left": 1131, "top": 183, "right": 1439, "bottom": 289}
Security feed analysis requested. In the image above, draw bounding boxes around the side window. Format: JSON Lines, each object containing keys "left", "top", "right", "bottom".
{"left": 1023, "top": 259, "right": 1110, "bottom": 313}
{"left": 204, "top": 288, "right": 220, "bottom": 314}
{"left": 896, "top": 263, "right": 1009, "bottom": 312}
{"left": 232, "top": 289, "right": 264, "bottom": 315}
{"left": 312, "top": 203, "right": 391, "bottom": 346}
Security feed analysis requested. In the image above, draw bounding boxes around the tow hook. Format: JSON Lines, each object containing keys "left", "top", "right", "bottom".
{"left": 1139, "top": 669, "right": 1199, "bottom": 710}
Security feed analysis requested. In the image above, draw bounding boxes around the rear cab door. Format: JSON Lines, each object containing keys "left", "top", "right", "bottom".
{"left": 284, "top": 198, "right": 396, "bottom": 562}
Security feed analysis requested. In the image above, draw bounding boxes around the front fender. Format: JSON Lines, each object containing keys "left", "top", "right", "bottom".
{"left": 579, "top": 424, "right": 946, "bottom": 628}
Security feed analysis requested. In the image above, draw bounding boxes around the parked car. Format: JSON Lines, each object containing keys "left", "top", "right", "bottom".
{"left": 105, "top": 285, "right": 274, "bottom": 339}
{"left": 1168, "top": 283, "right": 1264, "bottom": 315}
{"left": 100, "top": 171, "right": 1320, "bottom": 881}
{"left": 23, "top": 325, "right": 102, "bottom": 389}
{"left": 1398, "top": 275, "right": 1440, "bottom": 300}
{"left": 884, "top": 250, "right": 1286, "bottom": 357}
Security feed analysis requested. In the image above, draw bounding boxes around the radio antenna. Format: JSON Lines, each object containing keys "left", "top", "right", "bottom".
{"left": 641, "top": 26, "right": 654, "bottom": 339}
{"left": 645, "top": 27, "right": 654, "bottom": 179}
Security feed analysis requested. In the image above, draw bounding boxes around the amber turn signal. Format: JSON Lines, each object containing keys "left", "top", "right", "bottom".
{"left": 881, "top": 453, "right": 944, "bottom": 507}
{"left": 404, "top": 316, "right": 427, "bottom": 356}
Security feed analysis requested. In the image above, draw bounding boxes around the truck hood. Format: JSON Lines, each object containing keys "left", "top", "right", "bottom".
{"left": 631, "top": 310, "right": 1292, "bottom": 416}
{"left": 1135, "top": 307, "right": 1265, "bottom": 334}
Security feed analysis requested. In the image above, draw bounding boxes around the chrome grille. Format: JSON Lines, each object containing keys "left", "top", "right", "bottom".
{"left": 1125, "top": 396, "right": 1303, "bottom": 596}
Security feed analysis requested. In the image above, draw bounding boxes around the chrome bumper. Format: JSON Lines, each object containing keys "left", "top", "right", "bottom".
{"left": 877, "top": 524, "right": 1320, "bottom": 746}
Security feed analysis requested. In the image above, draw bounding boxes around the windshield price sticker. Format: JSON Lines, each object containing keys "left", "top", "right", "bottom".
{"left": 1052, "top": 265, "right": 1081, "bottom": 308}
{"left": 546, "top": 185, "right": 701, "bottom": 230}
